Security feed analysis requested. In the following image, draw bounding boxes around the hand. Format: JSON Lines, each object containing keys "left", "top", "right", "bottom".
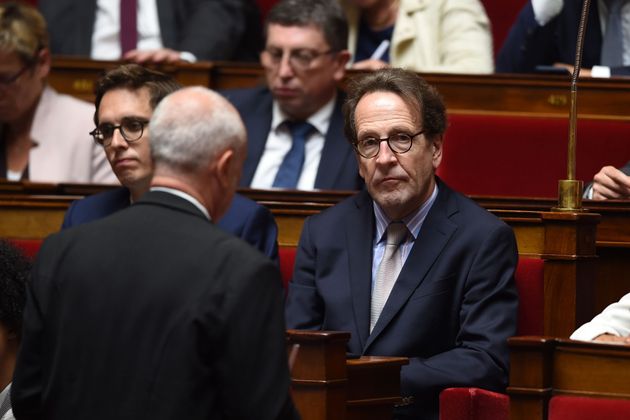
{"left": 351, "top": 59, "right": 390, "bottom": 71}
{"left": 552, "top": 63, "right": 592, "bottom": 77}
{"left": 123, "top": 48, "right": 183, "bottom": 64}
{"left": 594, "top": 333, "right": 630, "bottom": 344}
{"left": 591, "top": 165, "right": 630, "bottom": 200}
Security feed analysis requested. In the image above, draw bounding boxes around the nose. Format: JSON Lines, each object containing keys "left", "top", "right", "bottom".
{"left": 277, "top": 53, "right": 294, "bottom": 79}
{"left": 375, "top": 140, "right": 397, "bottom": 165}
{"left": 108, "top": 128, "right": 128, "bottom": 150}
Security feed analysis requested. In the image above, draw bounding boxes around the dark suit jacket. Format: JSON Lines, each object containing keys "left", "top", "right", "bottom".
{"left": 38, "top": 0, "right": 262, "bottom": 61}
{"left": 223, "top": 86, "right": 364, "bottom": 191}
{"left": 12, "top": 191, "right": 297, "bottom": 420}
{"left": 497, "top": 1, "right": 630, "bottom": 75}
{"left": 285, "top": 179, "right": 518, "bottom": 420}
{"left": 61, "top": 187, "right": 279, "bottom": 262}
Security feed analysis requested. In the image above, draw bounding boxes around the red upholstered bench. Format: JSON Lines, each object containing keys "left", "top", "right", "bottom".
{"left": 439, "top": 257, "right": 544, "bottom": 420}
{"left": 278, "top": 246, "right": 297, "bottom": 290}
{"left": 7, "top": 238, "right": 43, "bottom": 260}
{"left": 438, "top": 114, "right": 630, "bottom": 197}
{"left": 549, "top": 395, "right": 630, "bottom": 420}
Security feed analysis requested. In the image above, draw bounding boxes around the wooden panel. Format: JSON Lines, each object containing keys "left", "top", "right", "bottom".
{"left": 49, "top": 57, "right": 630, "bottom": 120}
{"left": 287, "top": 330, "right": 407, "bottom": 420}
{"left": 509, "top": 337, "right": 630, "bottom": 420}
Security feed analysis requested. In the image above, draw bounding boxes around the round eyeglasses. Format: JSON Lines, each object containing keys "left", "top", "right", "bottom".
{"left": 261, "top": 47, "right": 336, "bottom": 71}
{"left": 90, "top": 117, "right": 149, "bottom": 147}
{"left": 354, "top": 130, "right": 425, "bottom": 159}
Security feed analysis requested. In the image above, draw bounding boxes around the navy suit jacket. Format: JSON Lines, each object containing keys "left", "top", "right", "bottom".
{"left": 285, "top": 179, "right": 519, "bottom": 420}
{"left": 38, "top": 0, "right": 262, "bottom": 61}
{"left": 62, "top": 187, "right": 279, "bottom": 262}
{"left": 497, "top": 1, "right": 630, "bottom": 75}
{"left": 223, "top": 86, "right": 364, "bottom": 191}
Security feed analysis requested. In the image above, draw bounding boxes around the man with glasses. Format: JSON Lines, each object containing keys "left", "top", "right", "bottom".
{"left": 0, "top": 2, "right": 115, "bottom": 183}
{"left": 285, "top": 68, "right": 519, "bottom": 420}
{"left": 62, "top": 64, "right": 280, "bottom": 262}
{"left": 223, "top": 0, "right": 363, "bottom": 190}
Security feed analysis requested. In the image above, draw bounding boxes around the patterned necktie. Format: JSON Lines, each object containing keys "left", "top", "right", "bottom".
{"left": 272, "top": 121, "right": 314, "bottom": 188}
{"left": 120, "top": 0, "right": 138, "bottom": 55}
{"left": 370, "top": 222, "right": 408, "bottom": 333}
{"left": 601, "top": 0, "right": 625, "bottom": 67}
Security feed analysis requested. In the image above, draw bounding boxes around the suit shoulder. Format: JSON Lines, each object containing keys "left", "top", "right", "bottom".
{"left": 221, "top": 85, "right": 270, "bottom": 108}
{"left": 448, "top": 187, "right": 512, "bottom": 232}
{"left": 304, "top": 192, "right": 364, "bottom": 226}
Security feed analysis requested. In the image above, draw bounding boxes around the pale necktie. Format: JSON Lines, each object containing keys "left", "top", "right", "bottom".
{"left": 272, "top": 121, "right": 314, "bottom": 188}
{"left": 601, "top": 0, "right": 625, "bottom": 67}
{"left": 370, "top": 222, "right": 408, "bottom": 333}
{"left": 120, "top": 0, "right": 138, "bottom": 55}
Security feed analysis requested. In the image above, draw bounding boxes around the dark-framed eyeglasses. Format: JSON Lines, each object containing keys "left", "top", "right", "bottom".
{"left": 90, "top": 117, "right": 149, "bottom": 147}
{"left": 0, "top": 62, "right": 33, "bottom": 86}
{"left": 261, "top": 47, "right": 336, "bottom": 71}
{"left": 354, "top": 130, "right": 425, "bottom": 159}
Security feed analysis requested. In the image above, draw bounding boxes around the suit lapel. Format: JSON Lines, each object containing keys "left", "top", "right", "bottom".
{"left": 240, "top": 88, "right": 273, "bottom": 186}
{"left": 346, "top": 190, "right": 376, "bottom": 350}
{"left": 155, "top": 0, "right": 175, "bottom": 49}
{"left": 314, "top": 92, "right": 353, "bottom": 189}
{"left": 77, "top": 0, "right": 98, "bottom": 54}
{"left": 365, "top": 182, "right": 458, "bottom": 350}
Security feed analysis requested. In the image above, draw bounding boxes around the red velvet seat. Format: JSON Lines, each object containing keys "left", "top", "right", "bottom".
{"left": 278, "top": 246, "right": 296, "bottom": 289}
{"left": 438, "top": 114, "right": 630, "bottom": 197}
{"left": 7, "top": 238, "right": 43, "bottom": 260}
{"left": 439, "top": 257, "right": 544, "bottom": 420}
{"left": 549, "top": 395, "right": 630, "bottom": 420}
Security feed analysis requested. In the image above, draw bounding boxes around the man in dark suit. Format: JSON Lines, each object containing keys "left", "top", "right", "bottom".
{"left": 38, "top": 0, "right": 262, "bottom": 63}
{"left": 285, "top": 68, "right": 519, "bottom": 420}
{"left": 12, "top": 86, "right": 298, "bottom": 420}
{"left": 61, "top": 64, "right": 279, "bottom": 261}
{"left": 223, "top": 0, "right": 363, "bottom": 191}
{"left": 497, "top": 0, "right": 630, "bottom": 76}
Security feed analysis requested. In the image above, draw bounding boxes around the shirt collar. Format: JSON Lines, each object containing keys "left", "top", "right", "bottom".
{"left": 149, "top": 186, "right": 211, "bottom": 221}
{"left": 270, "top": 93, "right": 337, "bottom": 136}
{"left": 373, "top": 182, "right": 439, "bottom": 244}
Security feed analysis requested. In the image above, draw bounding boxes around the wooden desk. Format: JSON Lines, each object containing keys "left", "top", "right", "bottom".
{"left": 287, "top": 330, "right": 408, "bottom": 420}
{"left": 508, "top": 336, "right": 630, "bottom": 420}
{"left": 50, "top": 57, "right": 630, "bottom": 120}
{"left": 0, "top": 184, "right": 603, "bottom": 337}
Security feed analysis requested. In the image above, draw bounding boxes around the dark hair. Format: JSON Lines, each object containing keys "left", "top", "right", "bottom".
{"left": 343, "top": 68, "right": 447, "bottom": 144}
{"left": 0, "top": 240, "right": 30, "bottom": 339}
{"left": 93, "top": 64, "right": 182, "bottom": 125}
{"left": 265, "top": 0, "right": 348, "bottom": 52}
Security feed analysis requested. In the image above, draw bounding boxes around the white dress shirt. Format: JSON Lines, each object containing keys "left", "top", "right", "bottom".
{"left": 250, "top": 96, "right": 336, "bottom": 190}
{"left": 91, "top": 0, "right": 162, "bottom": 60}
{"left": 571, "top": 292, "right": 630, "bottom": 340}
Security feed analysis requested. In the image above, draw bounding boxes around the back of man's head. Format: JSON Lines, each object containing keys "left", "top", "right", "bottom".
{"left": 0, "top": 2, "right": 48, "bottom": 65}
{"left": 0, "top": 240, "right": 30, "bottom": 343}
{"left": 150, "top": 86, "right": 246, "bottom": 173}
{"left": 93, "top": 64, "right": 181, "bottom": 126}
{"left": 265, "top": 0, "right": 348, "bottom": 52}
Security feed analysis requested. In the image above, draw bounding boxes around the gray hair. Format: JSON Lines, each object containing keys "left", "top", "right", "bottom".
{"left": 149, "top": 86, "right": 246, "bottom": 172}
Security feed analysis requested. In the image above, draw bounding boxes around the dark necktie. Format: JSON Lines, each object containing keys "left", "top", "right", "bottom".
{"left": 272, "top": 121, "right": 314, "bottom": 189}
{"left": 120, "top": 0, "right": 138, "bottom": 55}
{"left": 370, "top": 222, "right": 408, "bottom": 333}
{"left": 601, "top": 0, "right": 625, "bottom": 67}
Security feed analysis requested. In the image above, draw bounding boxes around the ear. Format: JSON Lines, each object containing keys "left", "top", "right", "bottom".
{"left": 332, "top": 50, "right": 351, "bottom": 82}
{"left": 431, "top": 135, "right": 444, "bottom": 169}
{"left": 213, "top": 148, "right": 236, "bottom": 188}
{"left": 36, "top": 48, "right": 51, "bottom": 79}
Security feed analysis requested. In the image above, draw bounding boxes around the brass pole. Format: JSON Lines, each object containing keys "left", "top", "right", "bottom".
{"left": 556, "top": 0, "right": 590, "bottom": 211}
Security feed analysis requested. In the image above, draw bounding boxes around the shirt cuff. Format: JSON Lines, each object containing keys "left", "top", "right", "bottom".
{"left": 531, "top": 0, "right": 564, "bottom": 26}
{"left": 591, "top": 65, "right": 612, "bottom": 78}
{"left": 570, "top": 323, "right": 621, "bottom": 341}
{"left": 179, "top": 51, "right": 197, "bottom": 63}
